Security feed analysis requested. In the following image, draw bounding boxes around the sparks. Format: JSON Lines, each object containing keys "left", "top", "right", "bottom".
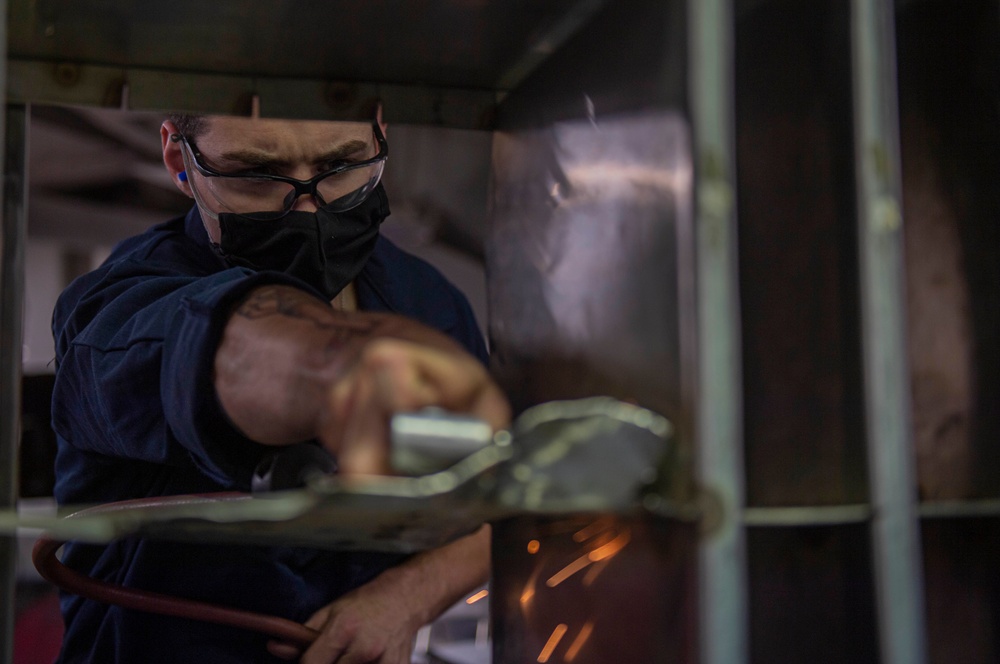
{"left": 546, "top": 552, "right": 593, "bottom": 587}
{"left": 537, "top": 624, "right": 568, "bottom": 662}
{"left": 588, "top": 527, "right": 631, "bottom": 561}
{"left": 564, "top": 621, "right": 595, "bottom": 662}
{"left": 573, "top": 517, "right": 613, "bottom": 543}
{"left": 466, "top": 589, "right": 489, "bottom": 604}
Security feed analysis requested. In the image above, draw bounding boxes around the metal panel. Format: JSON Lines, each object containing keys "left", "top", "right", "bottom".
{"left": 0, "top": 101, "right": 27, "bottom": 664}
{"left": 485, "top": 1, "right": 696, "bottom": 661}
{"left": 851, "top": 0, "right": 927, "bottom": 662}
{"left": 690, "top": 1, "right": 748, "bottom": 663}
{"left": 747, "top": 525, "right": 879, "bottom": 663}
{"left": 735, "top": 0, "right": 867, "bottom": 508}
{"left": 8, "top": 0, "right": 579, "bottom": 89}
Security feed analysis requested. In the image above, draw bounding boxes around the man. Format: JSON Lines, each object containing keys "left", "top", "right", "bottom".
{"left": 50, "top": 109, "right": 510, "bottom": 663}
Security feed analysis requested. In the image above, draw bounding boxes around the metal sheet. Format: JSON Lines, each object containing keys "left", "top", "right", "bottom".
{"left": 1, "top": 398, "right": 683, "bottom": 551}
{"left": 735, "top": 0, "right": 868, "bottom": 507}
{"left": 488, "top": 111, "right": 689, "bottom": 422}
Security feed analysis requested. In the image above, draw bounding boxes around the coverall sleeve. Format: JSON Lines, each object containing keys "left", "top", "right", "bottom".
{"left": 52, "top": 257, "right": 325, "bottom": 489}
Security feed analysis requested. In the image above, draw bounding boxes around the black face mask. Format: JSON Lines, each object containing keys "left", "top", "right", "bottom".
{"left": 213, "top": 184, "right": 390, "bottom": 299}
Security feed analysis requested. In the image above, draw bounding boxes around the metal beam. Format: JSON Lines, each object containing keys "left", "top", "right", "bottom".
{"left": 850, "top": 1, "right": 927, "bottom": 662}
{"left": 690, "top": 0, "right": 749, "bottom": 662}
{"left": 6, "top": 59, "right": 498, "bottom": 130}
{"left": 1, "top": 98, "right": 28, "bottom": 664}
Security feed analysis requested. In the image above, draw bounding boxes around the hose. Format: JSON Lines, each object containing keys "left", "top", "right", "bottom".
{"left": 31, "top": 503, "right": 320, "bottom": 646}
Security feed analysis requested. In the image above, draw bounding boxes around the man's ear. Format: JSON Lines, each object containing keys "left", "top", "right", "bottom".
{"left": 161, "top": 121, "right": 193, "bottom": 197}
{"left": 376, "top": 103, "right": 387, "bottom": 139}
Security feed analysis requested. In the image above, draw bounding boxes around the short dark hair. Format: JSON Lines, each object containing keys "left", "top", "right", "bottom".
{"left": 167, "top": 113, "right": 207, "bottom": 138}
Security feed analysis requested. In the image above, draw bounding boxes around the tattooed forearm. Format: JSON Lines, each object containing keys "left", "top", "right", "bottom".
{"left": 235, "top": 286, "right": 337, "bottom": 327}
{"left": 235, "top": 285, "right": 391, "bottom": 357}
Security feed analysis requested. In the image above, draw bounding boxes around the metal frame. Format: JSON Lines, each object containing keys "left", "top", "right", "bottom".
{"left": 851, "top": 0, "right": 927, "bottom": 662}
{"left": 1, "top": 97, "right": 28, "bottom": 664}
{"left": 690, "top": 1, "right": 749, "bottom": 663}
{"left": 2, "top": 1, "right": 983, "bottom": 662}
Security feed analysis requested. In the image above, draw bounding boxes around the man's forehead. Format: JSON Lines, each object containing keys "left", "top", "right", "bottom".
{"left": 200, "top": 116, "right": 370, "bottom": 150}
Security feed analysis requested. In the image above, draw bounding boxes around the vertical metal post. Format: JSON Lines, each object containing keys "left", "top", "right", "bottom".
{"left": 851, "top": 1, "right": 927, "bottom": 663}
{"left": 690, "top": 1, "right": 748, "bottom": 662}
{"left": 1, "top": 98, "right": 27, "bottom": 664}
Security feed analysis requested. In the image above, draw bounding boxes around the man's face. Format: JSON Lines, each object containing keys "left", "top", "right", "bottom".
{"left": 163, "top": 116, "right": 380, "bottom": 243}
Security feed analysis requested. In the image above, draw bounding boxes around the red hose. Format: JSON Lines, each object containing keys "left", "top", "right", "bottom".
{"left": 32, "top": 499, "right": 320, "bottom": 646}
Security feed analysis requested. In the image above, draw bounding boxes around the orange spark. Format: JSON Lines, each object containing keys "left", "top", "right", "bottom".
{"left": 573, "top": 517, "right": 613, "bottom": 543}
{"left": 527, "top": 539, "right": 541, "bottom": 554}
{"left": 588, "top": 527, "right": 631, "bottom": 562}
{"left": 582, "top": 557, "right": 611, "bottom": 587}
{"left": 466, "top": 589, "right": 489, "bottom": 604}
{"left": 564, "top": 621, "right": 595, "bottom": 662}
{"left": 546, "top": 552, "right": 593, "bottom": 587}
{"left": 537, "top": 624, "right": 568, "bottom": 662}
{"left": 521, "top": 586, "right": 535, "bottom": 605}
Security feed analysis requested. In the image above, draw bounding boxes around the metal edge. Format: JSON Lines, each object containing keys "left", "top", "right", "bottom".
{"left": 743, "top": 505, "right": 872, "bottom": 527}
{"left": 494, "top": 0, "right": 611, "bottom": 95}
{"left": 689, "top": 0, "right": 749, "bottom": 662}
{"left": 850, "top": 1, "right": 927, "bottom": 662}
{"left": 0, "top": 90, "right": 26, "bottom": 664}
{"left": 6, "top": 58, "right": 498, "bottom": 130}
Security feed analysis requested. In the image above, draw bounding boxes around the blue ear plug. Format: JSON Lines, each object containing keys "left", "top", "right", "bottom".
{"left": 178, "top": 171, "right": 188, "bottom": 182}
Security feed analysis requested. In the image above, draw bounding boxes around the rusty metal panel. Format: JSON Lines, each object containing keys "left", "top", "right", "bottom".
{"left": 734, "top": 0, "right": 868, "bottom": 507}
{"left": 747, "top": 525, "right": 879, "bottom": 664}
{"left": 921, "top": 517, "right": 1000, "bottom": 664}
{"left": 896, "top": 0, "right": 1000, "bottom": 502}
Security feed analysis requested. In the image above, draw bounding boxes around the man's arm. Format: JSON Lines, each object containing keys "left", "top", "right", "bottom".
{"left": 216, "top": 284, "right": 506, "bottom": 663}
{"left": 268, "top": 525, "right": 491, "bottom": 664}
{"left": 214, "top": 284, "right": 508, "bottom": 464}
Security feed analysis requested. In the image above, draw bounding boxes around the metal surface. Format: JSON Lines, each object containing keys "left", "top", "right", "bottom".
{"left": 488, "top": 110, "right": 689, "bottom": 419}
{"left": 485, "top": 3, "right": 695, "bottom": 661}
{"left": 492, "top": 515, "right": 699, "bottom": 664}
{"left": 0, "top": 99, "right": 26, "bottom": 664}
{"left": 2, "top": 398, "right": 683, "bottom": 551}
{"left": 390, "top": 408, "right": 495, "bottom": 476}
{"left": 690, "top": 1, "right": 748, "bottom": 663}
{"left": 6, "top": 0, "right": 607, "bottom": 126}
{"left": 851, "top": 0, "right": 927, "bottom": 662}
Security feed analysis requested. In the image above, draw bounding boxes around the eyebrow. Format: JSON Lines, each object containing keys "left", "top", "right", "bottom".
{"left": 216, "top": 139, "right": 371, "bottom": 170}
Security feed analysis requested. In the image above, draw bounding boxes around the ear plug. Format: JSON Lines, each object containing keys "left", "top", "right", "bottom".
{"left": 178, "top": 171, "right": 188, "bottom": 182}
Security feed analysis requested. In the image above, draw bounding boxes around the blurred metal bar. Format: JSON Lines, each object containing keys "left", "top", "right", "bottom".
{"left": 6, "top": 59, "right": 498, "bottom": 129}
{"left": 495, "top": 0, "right": 609, "bottom": 93}
{"left": 689, "top": 1, "right": 748, "bottom": 663}
{"left": 1, "top": 94, "right": 27, "bottom": 664}
{"left": 743, "top": 505, "right": 871, "bottom": 527}
{"left": 850, "top": 1, "right": 927, "bottom": 663}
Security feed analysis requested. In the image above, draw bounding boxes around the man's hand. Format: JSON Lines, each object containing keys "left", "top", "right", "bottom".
{"left": 320, "top": 338, "right": 510, "bottom": 474}
{"left": 266, "top": 572, "right": 418, "bottom": 663}
{"left": 267, "top": 526, "right": 492, "bottom": 664}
